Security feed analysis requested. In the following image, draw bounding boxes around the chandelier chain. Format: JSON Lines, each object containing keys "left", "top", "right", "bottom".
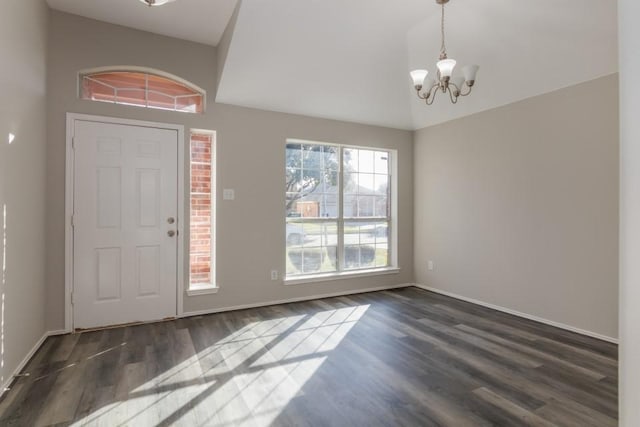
{"left": 440, "top": 3, "right": 446, "bottom": 58}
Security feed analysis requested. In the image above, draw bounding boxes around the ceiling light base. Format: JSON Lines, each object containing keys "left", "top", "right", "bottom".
{"left": 435, "top": 0, "right": 450, "bottom": 4}
{"left": 139, "top": 0, "right": 174, "bottom": 6}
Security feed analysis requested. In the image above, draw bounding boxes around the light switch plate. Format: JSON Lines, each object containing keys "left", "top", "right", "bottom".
{"left": 223, "top": 189, "right": 235, "bottom": 200}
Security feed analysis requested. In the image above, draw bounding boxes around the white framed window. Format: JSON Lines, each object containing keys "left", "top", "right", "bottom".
{"left": 188, "top": 130, "right": 217, "bottom": 295}
{"left": 285, "top": 140, "right": 397, "bottom": 281}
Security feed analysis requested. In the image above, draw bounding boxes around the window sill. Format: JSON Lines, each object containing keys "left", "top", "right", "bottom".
{"left": 187, "top": 284, "right": 219, "bottom": 296}
{"left": 284, "top": 267, "right": 400, "bottom": 286}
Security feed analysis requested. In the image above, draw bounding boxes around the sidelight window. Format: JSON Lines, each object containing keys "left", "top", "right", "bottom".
{"left": 189, "top": 130, "right": 216, "bottom": 294}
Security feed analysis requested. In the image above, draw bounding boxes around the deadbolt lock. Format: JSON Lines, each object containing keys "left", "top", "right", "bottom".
{"left": 167, "top": 217, "right": 175, "bottom": 224}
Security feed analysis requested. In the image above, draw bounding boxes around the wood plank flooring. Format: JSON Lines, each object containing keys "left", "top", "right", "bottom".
{"left": 0, "top": 288, "right": 618, "bottom": 426}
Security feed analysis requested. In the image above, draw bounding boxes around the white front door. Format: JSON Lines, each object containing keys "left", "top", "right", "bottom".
{"left": 73, "top": 120, "right": 178, "bottom": 329}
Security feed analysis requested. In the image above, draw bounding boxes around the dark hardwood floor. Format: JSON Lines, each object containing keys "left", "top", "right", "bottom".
{"left": 0, "top": 287, "right": 618, "bottom": 426}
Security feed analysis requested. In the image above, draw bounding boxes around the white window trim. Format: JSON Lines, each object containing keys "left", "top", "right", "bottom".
{"left": 284, "top": 267, "right": 400, "bottom": 286}
{"left": 186, "top": 283, "right": 219, "bottom": 296}
{"left": 188, "top": 129, "right": 218, "bottom": 294}
{"left": 285, "top": 139, "right": 399, "bottom": 281}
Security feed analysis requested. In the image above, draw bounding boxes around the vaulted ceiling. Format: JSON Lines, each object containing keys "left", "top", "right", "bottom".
{"left": 47, "top": 0, "right": 618, "bottom": 131}
{"left": 46, "top": 0, "right": 238, "bottom": 46}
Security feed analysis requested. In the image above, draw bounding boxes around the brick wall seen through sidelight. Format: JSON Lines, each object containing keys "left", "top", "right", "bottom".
{"left": 190, "top": 132, "right": 213, "bottom": 285}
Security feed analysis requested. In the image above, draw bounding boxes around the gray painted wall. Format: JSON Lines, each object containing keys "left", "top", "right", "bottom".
{"left": 0, "top": 0, "right": 48, "bottom": 385}
{"left": 46, "top": 11, "right": 414, "bottom": 330}
{"left": 414, "top": 75, "right": 619, "bottom": 340}
{"left": 216, "top": 0, "right": 241, "bottom": 90}
{"left": 619, "top": 0, "right": 640, "bottom": 423}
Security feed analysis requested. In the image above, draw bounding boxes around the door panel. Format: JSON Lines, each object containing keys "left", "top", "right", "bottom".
{"left": 137, "top": 169, "right": 161, "bottom": 227}
{"left": 96, "top": 248, "right": 122, "bottom": 301}
{"left": 97, "top": 167, "right": 121, "bottom": 228}
{"left": 73, "top": 120, "right": 178, "bottom": 329}
{"left": 136, "top": 246, "right": 161, "bottom": 297}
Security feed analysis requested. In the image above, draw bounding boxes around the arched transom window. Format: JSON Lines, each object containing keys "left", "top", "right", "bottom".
{"left": 80, "top": 68, "right": 205, "bottom": 113}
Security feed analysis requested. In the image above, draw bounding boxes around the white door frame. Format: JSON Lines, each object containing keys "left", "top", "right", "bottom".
{"left": 65, "top": 113, "right": 185, "bottom": 332}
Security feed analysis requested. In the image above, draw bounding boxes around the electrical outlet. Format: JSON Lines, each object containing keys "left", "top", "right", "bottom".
{"left": 271, "top": 270, "right": 278, "bottom": 280}
{"left": 223, "top": 189, "right": 235, "bottom": 200}
{"left": 428, "top": 260, "right": 434, "bottom": 271}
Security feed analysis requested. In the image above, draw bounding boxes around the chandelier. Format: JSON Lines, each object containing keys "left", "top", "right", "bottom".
{"left": 139, "top": 0, "right": 175, "bottom": 6}
{"left": 410, "top": 0, "right": 479, "bottom": 105}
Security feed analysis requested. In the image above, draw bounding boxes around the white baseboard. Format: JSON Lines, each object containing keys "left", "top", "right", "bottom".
{"left": 48, "top": 329, "right": 71, "bottom": 336}
{"left": 1, "top": 332, "right": 46, "bottom": 395}
{"left": 181, "top": 283, "right": 414, "bottom": 318}
{"left": 413, "top": 284, "right": 618, "bottom": 344}
{"left": 1, "top": 329, "right": 75, "bottom": 397}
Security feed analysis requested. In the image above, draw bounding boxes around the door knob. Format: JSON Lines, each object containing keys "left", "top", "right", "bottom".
{"left": 167, "top": 230, "right": 176, "bottom": 237}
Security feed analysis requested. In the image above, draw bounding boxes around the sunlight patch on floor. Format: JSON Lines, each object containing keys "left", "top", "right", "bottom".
{"left": 70, "top": 305, "right": 369, "bottom": 426}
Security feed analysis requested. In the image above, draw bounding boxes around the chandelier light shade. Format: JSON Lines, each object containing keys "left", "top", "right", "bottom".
{"left": 436, "top": 58, "right": 456, "bottom": 78}
{"left": 462, "top": 64, "right": 480, "bottom": 82}
{"left": 410, "top": 70, "right": 429, "bottom": 87}
{"left": 139, "top": 0, "right": 175, "bottom": 6}
{"left": 410, "top": 0, "right": 479, "bottom": 105}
